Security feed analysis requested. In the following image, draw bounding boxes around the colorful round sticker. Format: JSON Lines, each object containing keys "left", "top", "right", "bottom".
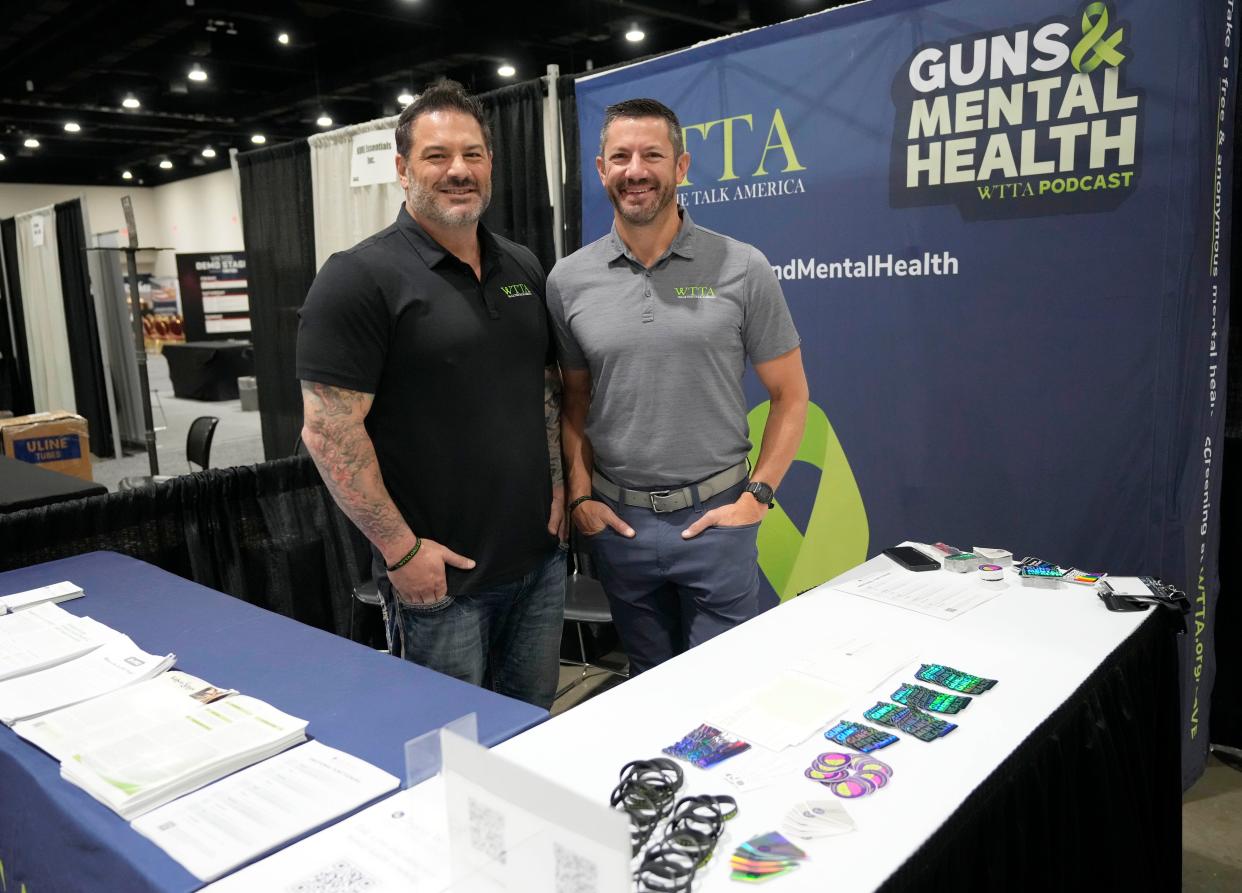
{"left": 850, "top": 758, "right": 893, "bottom": 777}
{"left": 816, "top": 752, "right": 852, "bottom": 769}
{"left": 828, "top": 777, "right": 875, "bottom": 799}
{"left": 856, "top": 769, "right": 889, "bottom": 789}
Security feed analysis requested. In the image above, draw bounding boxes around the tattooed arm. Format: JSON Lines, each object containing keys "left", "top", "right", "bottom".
{"left": 545, "top": 366, "right": 567, "bottom": 541}
{"left": 300, "top": 381, "right": 474, "bottom": 604}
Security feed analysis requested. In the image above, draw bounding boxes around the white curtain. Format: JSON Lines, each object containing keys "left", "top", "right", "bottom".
{"left": 15, "top": 206, "right": 76, "bottom": 412}
{"left": 309, "top": 116, "right": 405, "bottom": 271}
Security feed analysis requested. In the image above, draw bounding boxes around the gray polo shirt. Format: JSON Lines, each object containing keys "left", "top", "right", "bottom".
{"left": 547, "top": 209, "right": 800, "bottom": 489}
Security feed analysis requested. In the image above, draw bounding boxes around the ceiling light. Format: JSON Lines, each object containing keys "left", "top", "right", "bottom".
{"left": 201, "top": 146, "right": 217, "bottom": 158}
{"left": 159, "top": 158, "right": 173, "bottom": 170}
{"left": 0, "top": 153, "right": 6, "bottom": 162}
{"left": 497, "top": 63, "right": 516, "bottom": 77}
{"left": 23, "top": 138, "right": 39, "bottom": 149}
{"left": 277, "top": 32, "right": 290, "bottom": 45}
{"left": 397, "top": 90, "right": 415, "bottom": 106}
{"left": 316, "top": 114, "right": 333, "bottom": 128}
{"left": 251, "top": 133, "right": 266, "bottom": 144}
{"left": 122, "top": 170, "right": 133, "bottom": 179}
{"left": 625, "top": 23, "right": 645, "bottom": 42}
{"left": 122, "top": 94, "right": 141, "bottom": 109}
{"left": 188, "top": 64, "right": 208, "bottom": 82}
{"left": 64, "top": 121, "right": 81, "bottom": 133}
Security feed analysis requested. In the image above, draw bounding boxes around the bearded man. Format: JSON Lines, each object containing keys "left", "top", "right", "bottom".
{"left": 297, "top": 79, "right": 566, "bottom": 708}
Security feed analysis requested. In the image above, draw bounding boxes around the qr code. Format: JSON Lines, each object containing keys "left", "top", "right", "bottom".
{"left": 554, "top": 842, "right": 598, "bottom": 893}
{"left": 286, "top": 859, "right": 377, "bottom": 893}
{"left": 468, "top": 796, "right": 507, "bottom": 865}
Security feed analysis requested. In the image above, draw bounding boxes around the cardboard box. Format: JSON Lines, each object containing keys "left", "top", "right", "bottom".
{"left": 0, "top": 411, "right": 93, "bottom": 481}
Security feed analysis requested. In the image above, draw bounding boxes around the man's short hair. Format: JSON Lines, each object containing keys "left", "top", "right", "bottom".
{"left": 599, "top": 98, "right": 684, "bottom": 159}
{"left": 395, "top": 79, "right": 492, "bottom": 159}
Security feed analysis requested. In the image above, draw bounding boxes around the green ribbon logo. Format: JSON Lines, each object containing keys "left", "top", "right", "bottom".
{"left": 1071, "top": 2, "right": 1125, "bottom": 73}
{"left": 748, "top": 399, "right": 869, "bottom": 601}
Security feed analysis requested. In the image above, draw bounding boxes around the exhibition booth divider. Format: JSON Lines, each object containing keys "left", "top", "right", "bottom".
{"left": 0, "top": 454, "right": 375, "bottom": 642}
{"left": 0, "top": 198, "right": 118, "bottom": 457}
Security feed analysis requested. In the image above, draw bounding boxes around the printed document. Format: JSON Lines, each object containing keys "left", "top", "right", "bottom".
{"left": 830, "top": 568, "right": 1003, "bottom": 620}
{"left": 133, "top": 741, "right": 399, "bottom": 882}
{"left": 0, "top": 580, "right": 84, "bottom": 613}
{"left": 0, "top": 636, "right": 173, "bottom": 724}
{"left": 0, "top": 603, "right": 122, "bottom": 680}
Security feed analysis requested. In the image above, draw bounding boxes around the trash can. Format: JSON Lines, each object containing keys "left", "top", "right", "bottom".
{"left": 238, "top": 376, "right": 259, "bottom": 412}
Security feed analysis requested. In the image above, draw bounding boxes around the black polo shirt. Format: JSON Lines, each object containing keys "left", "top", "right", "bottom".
{"left": 297, "top": 205, "right": 556, "bottom": 596}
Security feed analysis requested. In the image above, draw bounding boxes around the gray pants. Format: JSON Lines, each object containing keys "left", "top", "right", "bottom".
{"left": 586, "top": 478, "right": 760, "bottom": 675}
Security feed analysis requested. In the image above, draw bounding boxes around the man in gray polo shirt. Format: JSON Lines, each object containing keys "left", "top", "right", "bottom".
{"left": 548, "top": 97, "right": 809, "bottom": 674}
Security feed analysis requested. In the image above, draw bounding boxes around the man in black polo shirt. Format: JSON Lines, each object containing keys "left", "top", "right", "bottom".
{"left": 297, "top": 80, "right": 565, "bottom": 709}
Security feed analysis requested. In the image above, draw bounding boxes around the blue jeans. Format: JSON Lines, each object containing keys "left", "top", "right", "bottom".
{"left": 586, "top": 478, "right": 760, "bottom": 675}
{"left": 375, "top": 548, "right": 566, "bottom": 709}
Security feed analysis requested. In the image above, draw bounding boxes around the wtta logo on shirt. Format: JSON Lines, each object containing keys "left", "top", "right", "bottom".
{"left": 674, "top": 285, "right": 716, "bottom": 298}
{"left": 500, "top": 283, "right": 533, "bottom": 297}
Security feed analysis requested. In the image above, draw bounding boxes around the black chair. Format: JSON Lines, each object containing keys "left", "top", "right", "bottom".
{"left": 119, "top": 416, "right": 220, "bottom": 490}
{"left": 556, "top": 547, "right": 628, "bottom": 699}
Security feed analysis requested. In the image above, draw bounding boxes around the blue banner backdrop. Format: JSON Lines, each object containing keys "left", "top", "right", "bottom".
{"left": 574, "top": 0, "right": 1234, "bottom": 787}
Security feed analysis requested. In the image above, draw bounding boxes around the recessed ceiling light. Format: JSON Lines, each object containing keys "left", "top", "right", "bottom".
{"left": 23, "top": 138, "right": 39, "bottom": 149}
{"left": 188, "top": 64, "right": 208, "bottom": 82}
{"left": 122, "top": 170, "right": 133, "bottom": 180}
{"left": 64, "top": 121, "right": 81, "bottom": 133}
{"left": 122, "top": 94, "right": 141, "bottom": 109}
{"left": 397, "top": 90, "right": 415, "bottom": 106}
{"left": 625, "top": 23, "right": 645, "bottom": 42}
{"left": 497, "top": 63, "right": 516, "bottom": 77}
{"left": 202, "top": 146, "right": 217, "bottom": 158}
{"left": 277, "top": 32, "right": 290, "bottom": 45}
{"left": 159, "top": 158, "right": 173, "bottom": 170}
{"left": 316, "top": 114, "right": 333, "bottom": 128}
{"left": 0, "top": 152, "right": 7, "bottom": 162}
{"left": 251, "top": 133, "right": 266, "bottom": 144}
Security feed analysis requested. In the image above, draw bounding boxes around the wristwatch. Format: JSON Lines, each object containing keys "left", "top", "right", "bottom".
{"left": 744, "top": 481, "right": 775, "bottom": 508}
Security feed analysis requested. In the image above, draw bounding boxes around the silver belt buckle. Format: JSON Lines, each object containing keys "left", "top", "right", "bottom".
{"left": 648, "top": 489, "right": 676, "bottom": 512}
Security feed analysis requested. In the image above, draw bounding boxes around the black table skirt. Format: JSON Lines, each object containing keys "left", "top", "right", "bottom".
{"left": 161, "top": 341, "right": 255, "bottom": 401}
{"left": 881, "top": 609, "right": 1181, "bottom": 891}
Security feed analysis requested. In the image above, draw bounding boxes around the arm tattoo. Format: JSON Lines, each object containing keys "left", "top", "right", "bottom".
{"left": 544, "top": 366, "right": 564, "bottom": 485}
{"left": 300, "top": 381, "right": 412, "bottom": 551}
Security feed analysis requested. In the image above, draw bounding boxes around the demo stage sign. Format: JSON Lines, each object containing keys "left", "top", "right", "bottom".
{"left": 575, "top": 0, "right": 1234, "bottom": 786}
{"left": 176, "top": 252, "right": 249, "bottom": 341}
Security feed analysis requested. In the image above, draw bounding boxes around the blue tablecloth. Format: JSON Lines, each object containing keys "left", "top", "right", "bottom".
{"left": 0, "top": 551, "right": 547, "bottom": 892}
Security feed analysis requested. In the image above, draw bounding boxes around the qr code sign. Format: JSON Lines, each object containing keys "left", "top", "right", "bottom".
{"left": 286, "top": 859, "right": 377, "bottom": 893}
{"left": 468, "top": 796, "right": 507, "bottom": 865}
{"left": 554, "top": 842, "right": 598, "bottom": 893}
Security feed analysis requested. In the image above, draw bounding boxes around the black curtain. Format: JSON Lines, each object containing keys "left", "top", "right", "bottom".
{"left": 1, "top": 217, "right": 34, "bottom": 416}
{"left": 54, "top": 199, "right": 114, "bottom": 458}
{"left": 479, "top": 79, "right": 556, "bottom": 273}
{"left": 237, "top": 140, "right": 316, "bottom": 461}
{"left": 0, "top": 455, "right": 375, "bottom": 639}
{"left": 558, "top": 74, "right": 583, "bottom": 255}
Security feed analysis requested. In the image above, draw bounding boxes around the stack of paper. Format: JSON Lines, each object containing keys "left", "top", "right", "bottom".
{"left": 0, "top": 636, "right": 174, "bottom": 724}
{"left": 0, "top": 603, "right": 122, "bottom": 681}
{"left": 15, "top": 671, "right": 237, "bottom": 762}
{"left": 706, "top": 670, "right": 855, "bottom": 750}
{"left": 0, "top": 580, "right": 85, "bottom": 614}
{"left": 60, "top": 695, "right": 308, "bottom": 819}
{"left": 132, "top": 741, "right": 399, "bottom": 882}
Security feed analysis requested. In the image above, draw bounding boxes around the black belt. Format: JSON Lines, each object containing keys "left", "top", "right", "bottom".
{"left": 592, "top": 462, "right": 748, "bottom": 513}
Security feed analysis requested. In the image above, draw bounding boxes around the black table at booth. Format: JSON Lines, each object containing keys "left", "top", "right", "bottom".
{"left": 161, "top": 341, "right": 255, "bottom": 401}
{"left": 0, "top": 455, "right": 107, "bottom": 512}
